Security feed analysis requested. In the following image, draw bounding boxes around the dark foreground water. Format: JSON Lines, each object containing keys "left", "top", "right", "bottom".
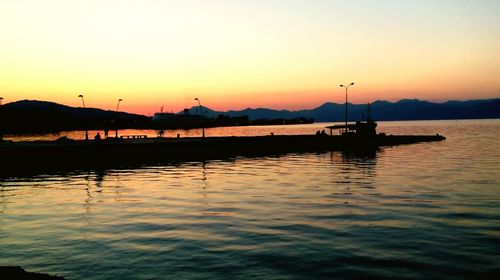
{"left": 1, "top": 120, "right": 499, "bottom": 279}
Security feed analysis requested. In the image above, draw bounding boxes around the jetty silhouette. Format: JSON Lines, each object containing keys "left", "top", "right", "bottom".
{"left": 0, "top": 95, "right": 447, "bottom": 176}
{"left": 0, "top": 117, "right": 445, "bottom": 175}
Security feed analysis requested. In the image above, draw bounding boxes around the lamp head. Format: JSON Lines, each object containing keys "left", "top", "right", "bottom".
{"left": 118, "top": 99, "right": 123, "bottom": 102}
{"left": 340, "top": 84, "right": 344, "bottom": 87}
{"left": 78, "top": 95, "right": 83, "bottom": 98}
{"left": 350, "top": 82, "right": 355, "bottom": 85}
{"left": 194, "top": 98, "right": 199, "bottom": 101}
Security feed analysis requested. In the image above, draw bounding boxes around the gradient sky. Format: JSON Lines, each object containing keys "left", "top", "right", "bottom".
{"left": 1, "top": 0, "right": 499, "bottom": 115}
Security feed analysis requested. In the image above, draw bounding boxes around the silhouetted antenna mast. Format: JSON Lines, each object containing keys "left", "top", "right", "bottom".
{"left": 160, "top": 106, "right": 164, "bottom": 114}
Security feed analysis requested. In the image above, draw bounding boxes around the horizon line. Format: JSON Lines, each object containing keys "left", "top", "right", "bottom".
{"left": 1, "top": 96, "right": 499, "bottom": 117}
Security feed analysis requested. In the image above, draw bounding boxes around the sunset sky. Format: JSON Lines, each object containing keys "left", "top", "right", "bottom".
{"left": 1, "top": 0, "right": 499, "bottom": 115}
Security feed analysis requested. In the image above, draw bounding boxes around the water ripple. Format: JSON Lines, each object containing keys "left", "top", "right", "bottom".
{"left": 1, "top": 120, "right": 499, "bottom": 279}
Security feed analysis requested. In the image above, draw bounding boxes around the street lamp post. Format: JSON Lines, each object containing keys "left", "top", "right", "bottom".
{"left": 115, "top": 98, "right": 122, "bottom": 138}
{"left": 0, "top": 97, "right": 3, "bottom": 141}
{"left": 78, "top": 94, "right": 89, "bottom": 141}
{"left": 340, "top": 82, "right": 355, "bottom": 131}
{"left": 116, "top": 98, "right": 122, "bottom": 112}
{"left": 194, "top": 98, "right": 205, "bottom": 138}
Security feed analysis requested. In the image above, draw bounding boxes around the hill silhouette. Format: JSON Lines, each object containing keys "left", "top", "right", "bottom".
{"left": 0, "top": 100, "right": 150, "bottom": 133}
{"left": 186, "top": 98, "right": 500, "bottom": 121}
{"left": 1, "top": 98, "right": 499, "bottom": 133}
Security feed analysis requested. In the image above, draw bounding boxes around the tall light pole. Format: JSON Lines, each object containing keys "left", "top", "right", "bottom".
{"left": 78, "top": 94, "right": 89, "bottom": 141}
{"left": 340, "top": 82, "right": 355, "bottom": 130}
{"left": 116, "top": 98, "right": 122, "bottom": 111}
{"left": 0, "top": 97, "right": 3, "bottom": 141}
{"left": 194, "top": 98, "right": 205, "bottom": 138}
{"left": 194, "top": 97, "right": 202, "bottom": 113}
{"left": 115, "top": 99, "right": 122, "bottom": 138}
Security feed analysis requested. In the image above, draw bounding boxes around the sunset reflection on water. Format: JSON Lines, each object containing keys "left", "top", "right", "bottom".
{"left": 1, "top": 119, "right": 499, "bottom": 279}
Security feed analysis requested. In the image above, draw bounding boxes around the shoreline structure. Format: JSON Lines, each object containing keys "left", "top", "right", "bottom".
{"left": 1, "top": 120, "right": 445, "bottom": 174}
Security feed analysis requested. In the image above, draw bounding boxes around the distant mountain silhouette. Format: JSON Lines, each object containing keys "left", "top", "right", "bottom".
{"left": 1, "top": 98, "right": 499, "bottom": 133}
{"left": 186, "top": 98, "right": 500, "bottom": 122}
{"left": 0, "top": 100, "right": 150, "bottom": 133}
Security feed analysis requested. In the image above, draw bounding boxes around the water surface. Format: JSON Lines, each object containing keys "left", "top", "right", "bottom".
{"left": 1, "top": 120, "right": 499, "bottom": 279}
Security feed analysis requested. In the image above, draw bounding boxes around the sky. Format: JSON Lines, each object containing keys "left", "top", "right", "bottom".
{"left": 1, "top": 0, "right": 499, "bottom": 115}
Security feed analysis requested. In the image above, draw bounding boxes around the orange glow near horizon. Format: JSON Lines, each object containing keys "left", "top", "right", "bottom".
{"left": 1, "top": 0, "right": 499, "bottom": 115}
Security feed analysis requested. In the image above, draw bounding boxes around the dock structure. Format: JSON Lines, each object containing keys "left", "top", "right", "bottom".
{"left": 0, "top": 122, "right": 445, "bottom": 176}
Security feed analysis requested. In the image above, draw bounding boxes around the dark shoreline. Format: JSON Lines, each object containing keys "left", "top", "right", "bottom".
{"left": 0, "top": 266, "right": 65, "bottom": 280}
{"left": 3, "top": 118, "right": 499, "bottom": 137}
{"left": 0, "top": 119, "right": 314, "bottom": 135}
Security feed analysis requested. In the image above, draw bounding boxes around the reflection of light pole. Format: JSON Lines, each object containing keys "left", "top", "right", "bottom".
{"left": 194, "top": 98, "right": 204, "bottom": 138}
{"left": 340, "top": 82, "right": 354, "bottom": 130}
{"left": 78, "top": 94, "right": 88, "bottom": 141}
{"left": 0, "top": 97, "right": 3, "bottom": 106}
{"left": 115, "top": 98, "right": 122, "bottom": 138}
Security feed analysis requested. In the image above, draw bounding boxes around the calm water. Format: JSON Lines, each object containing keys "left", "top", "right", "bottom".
{"left": 1, "top": 120, "right": 499, "bottom": 279}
